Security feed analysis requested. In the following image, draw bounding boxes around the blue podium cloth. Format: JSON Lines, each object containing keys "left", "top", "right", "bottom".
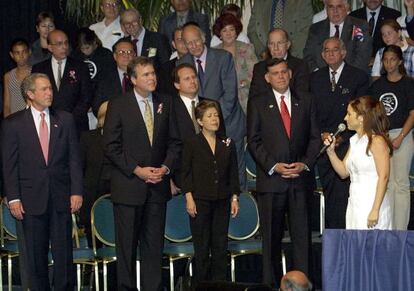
{"left": 322, "top": 229, "right": 414, "bottom": 291}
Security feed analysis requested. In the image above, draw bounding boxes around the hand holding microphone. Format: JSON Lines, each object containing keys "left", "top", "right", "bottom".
{"left": 318, "top": 123, "right": 346, "bottom": 157}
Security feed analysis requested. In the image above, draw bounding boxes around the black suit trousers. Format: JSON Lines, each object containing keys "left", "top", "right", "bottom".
{"left": 257, "top": 188, "right": 309, "bottom": 288}
{"left": 317, "top": 143, "right": 350, "bottom": 229}
{"left": 22, "top": 202, "right": 73, "bottom": 291}
{"left": 190, "top": 198, "right": 230, "bottom": 285}
{"left": 113, "top": 201, "right": 166, "bottom": 291}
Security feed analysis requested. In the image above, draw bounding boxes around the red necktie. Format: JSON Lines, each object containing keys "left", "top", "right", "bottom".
{"left": 280, "top": 95, "right": 291, "bottom": 138}
{"left": 122, "top": 72, "right": 128, "bottom": 94}
{"left": 39, "top": 112, "right": 49, "bottom": 164}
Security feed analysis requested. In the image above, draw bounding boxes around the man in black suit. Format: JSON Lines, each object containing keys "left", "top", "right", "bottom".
{"left": 158, "top": 0, "right": 211, "bottom": 48}
{"left": 120, "top": 8, "right": 171, "bottom": 71}
{"left": 249, "top": 28, "right": 310, "bottom": 100}
{"left": 157, "top": 26, "right": 189, "bottom": 96}
{"left": 32, "top": 30, "right": 93, "bottom": 133}
{"left": 303, "top": 0, "right": 372, "bottom": 72}
{"left": 170, "top": 63, "right": 226, "bottom": 192}
{"left": 350, "top": 0, "right": 401, "bottom": 56}
{"left": 2, "top": 73, "right": 83, "bottom": 290}
{"left": 310, "top": 37, "right": 369, "bottom": 229}
{"left": 103, "top": 57, "right": 181, "bottom": 291}
{"left": 93, "top": 38, "right": 135, "bottom": 115}
{"left": 247, "top": 59, "right": 320, "bottom": 288}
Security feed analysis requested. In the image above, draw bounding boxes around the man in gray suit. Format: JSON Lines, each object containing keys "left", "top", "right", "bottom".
{"left": 158, "top": 0, "right": 211, "bottom": 49}
{"left": 247, "top": 0, "right": 314, "bottom": 59}
{"left": 303, "top": 0, "right": 372, "bottom": 72}
{"left": 178, "top": 23, "right": 246, "bottom": 189}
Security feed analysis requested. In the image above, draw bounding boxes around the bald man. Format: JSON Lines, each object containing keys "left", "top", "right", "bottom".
{"left": 280, "top": 271, "right": 313, "bottom": 291}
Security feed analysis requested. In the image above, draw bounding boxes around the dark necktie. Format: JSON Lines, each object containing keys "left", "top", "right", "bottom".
{"left": 331, "top": 71, "right": 337, "bottom": 92}
{"left": 196, "top": 59, "right": 205, "bottom": 97}
{"left": 191, "top": 100, "right": 200, "bottom": 134}
{"left": 369, "top": 12, "right": 376, "bottom": 36}
{"left": 122, "top": 72, "right": 128, "bottom": 94}
{"left": 57, "top": 60, "right": 62, "bottom": 90}
{"left": 334, "top": 25, "right": 340, "bottom": 38}
{"left": 280, "top": 95, "right": 291, "bottom": 138}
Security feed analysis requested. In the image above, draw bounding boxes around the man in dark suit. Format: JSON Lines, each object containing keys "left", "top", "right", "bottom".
{"left": 170, "top": 63, "right": 226, "bottom": 191}
{"left": 247, "top": 58, "right": 320, "bottom": 288}
{"left": 158, "top": 0, "right": 211, "bottom": 48}
{"left": 103, "top": 57, "right": 181, "bottom": 291}
{"left": 120, "top": 8, "right": 171, "bottom": 71}
{"left": 32, "top": 30, "right": 93, "bottom": 133}
{"left": 303, "top": 0, "right": 372, "bottom": 72}
{"left": 93, "top": 38, "right": 135, "bottom": 115}
{"left": 178, "top": 23, "right": 247, "bottom": 189}
{"left": 310, "top": 37, "right": 369, "bottom": 229}
{"left": 2, "top": 73, "right": 83, "bottom": 290}
{"left": 350, "top": 0, "right": 401, "bottom": 56}
{"left": 249, "top": 28, "right": 310, "bottom": 99}
{"left": 156, "top": 26, "right": 188, "bottom": 96}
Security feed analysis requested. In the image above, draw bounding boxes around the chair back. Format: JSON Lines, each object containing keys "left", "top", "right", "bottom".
{"left": 245, "top": 145, "right": 256, "bottom": 178}
{"left": 91, "top": 194, "right": 115, "bottom": 250}
{"left": 1, "top": 200, "right": 17, "bottom": 241}
{"left": 165, "top": 195, "right": 191, "bottom": 242}
{"left": 228, "top": 192, "right": 259, "bottom": 240}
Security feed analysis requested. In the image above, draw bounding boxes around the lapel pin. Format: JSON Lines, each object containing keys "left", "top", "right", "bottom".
{"left": 294, "top": 103, "right": 299, "bottom": 106}
{"left": 269, "top": 104, "right": 274, "bottom": 108}
{"left": 54, "top": 124, "right": 58, "bottom": 128}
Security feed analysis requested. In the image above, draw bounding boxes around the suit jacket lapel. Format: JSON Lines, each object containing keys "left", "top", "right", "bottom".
{"left": 48, "top": 109, "right": 61, "bottom": 164}
{"left": 342, "top": 18, "right": 353, "bottom": 43}
{"left": 267, "top": 91, "right": 290, "bottom": 140}
{"left": 152, "top": 94, "right": 161, "bottom": 143}
{"left": 176, "top": 97, "right": 196, "bottom": 133}
{"left": 46, "top": 60, "right": 59, "bottom": 92}
{"left": 290, "top": 93, "right": 301, "bottom": 140}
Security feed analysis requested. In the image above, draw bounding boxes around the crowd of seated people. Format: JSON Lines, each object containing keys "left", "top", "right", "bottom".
{"left": 1, "top": 0, "right": 414, "bottom": 290}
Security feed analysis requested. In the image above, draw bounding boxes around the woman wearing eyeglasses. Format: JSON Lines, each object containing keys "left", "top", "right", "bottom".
{"left": 29, "top": 11, "right": 55, "bottom": 65}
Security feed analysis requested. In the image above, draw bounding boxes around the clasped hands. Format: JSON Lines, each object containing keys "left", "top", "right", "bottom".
{"left": 274, "top": 162, "right": 306, "bottom": 178}
{"left": 134, "top": 166, "right": 168, "bottom": 184}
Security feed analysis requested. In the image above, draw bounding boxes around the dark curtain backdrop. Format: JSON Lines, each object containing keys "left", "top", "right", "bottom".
{"left": 0, "top": 0, "right": 78, "bottom": 79}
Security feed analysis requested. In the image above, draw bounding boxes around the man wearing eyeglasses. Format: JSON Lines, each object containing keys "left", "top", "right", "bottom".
{"left": 32, "top": 30, "right": 93, "bottom": 133}
{"left": 93, "top": 38, "right": 136, "bottom": 115}
{"left": 120, "top": 8, "right": 171, "bottom": 71}
{"left": 90, "top": 0, "right": 124, "bottom": 50}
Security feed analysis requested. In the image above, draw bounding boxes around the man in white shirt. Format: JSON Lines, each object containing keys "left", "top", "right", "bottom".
{"left": 89, "top": 0, "right": 124, "bottom": 50}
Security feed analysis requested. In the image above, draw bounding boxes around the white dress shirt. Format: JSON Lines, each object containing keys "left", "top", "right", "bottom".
{"left": 272, "top": 88, "right": 291, "bottom": 115}
{"left": 366, "top": 6, "right": 381, "bottom": 33}
{"left": 179, "top": 95, "right": 199, "bottom": 117}
{"left": 329, "top": 61, "right": 345, "bottom": 83}
{"left": 193, "top": 46, "right": 208, "bottom": 72}
{"left": 330, "top": 22, "right": 345, "bottom": 37}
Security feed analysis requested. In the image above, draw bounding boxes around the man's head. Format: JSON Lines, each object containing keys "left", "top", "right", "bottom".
{"left": 9, "top": 38, "right": 31, "bottom": 67}
{"left": 21, "top": 73, "right": 53, "bottom": 111}
{"left": 77, "top": 28, "right": 100, "bottom": 57}
{"left": 264, "top": 58, "right": 292, "bottom": 94}
{"left": 364, "top": 0, "right": 383, "bottom": 10}
{"left": 120, "top": 8, "right": 142, "bottom": 38}
{"left": 47, "top": 30, "right": 69, "bottom": 60}
{"left": 182, "top": 23, "right": 205, "bottom": 58}
{"left": 172, "top": 26, "right": 189, "bottom": 57}
{"left": 173, "top": 63, "right": 199, "bottom": 98}
{"left": 326, "top": 0, "right": 349, "bottom": 25}
{"left": 322, "top": 37, "right": 347, "bottom": 70}
{"left": 101, "top": 0, "right": 120, "bottom": 21}
{"left": 267, "top": 29, "right": 291, "bottom": 59}
{"left": 280, "top": 271, "right": 313, "bottom": 291}
{"left": 112, "top": 38, "right": 136, "bottom": 71}
{"left": 127, "top": 57, "right": 157, "bottom": 97}
{"left": 171, "top": 0, "right": 191, "bottom": 13}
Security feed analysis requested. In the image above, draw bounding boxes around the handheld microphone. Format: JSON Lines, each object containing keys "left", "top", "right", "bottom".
{"left": 317, "top": 123, "right": 346, "bottom": 157}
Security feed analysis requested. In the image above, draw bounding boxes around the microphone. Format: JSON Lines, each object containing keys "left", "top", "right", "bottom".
{"left": 318, "top": 123, "right": 346, "bottom": 157}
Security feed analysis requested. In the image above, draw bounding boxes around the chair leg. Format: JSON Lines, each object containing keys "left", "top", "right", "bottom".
{"left": 189, "top": 259, "right": 193, "bottom": 277}
{"left": 8, "top": 255, "right": 12, "bottom": 291}
{"left": 0, "top": 256, "right": 3, "bottom": 291}
{"left": 231, "top": 255, "right": 236, "bottom": 282}
{"left": 320, "top": 192, "right": 325, "bottom": 235}
{"left": 103, "top": 262, "right": 108, "bottom": 291}
{"left": 169, "top": 258, "right": 174, "bottom": 291}
{"left": 136, "top": 260, "right": 140, "bottom": 290}
{"left": 282, "top": 251, "right": 287, "bottom": 275}
{"left": 94, "top": 263, "right": 100, "bottom": 291}
{"left": 77, "top": 264, "right": 81, "bottom": 291}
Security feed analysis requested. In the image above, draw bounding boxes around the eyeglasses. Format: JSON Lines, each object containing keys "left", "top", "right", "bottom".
{"left": 39, "top": 24, "right": 55, "bottom": 29}
{"left": 50, "top": 40, "right": 69, "bottom": 47}
{"left": 116, "top": 49, "right": 136, "bottom": 56}
{"left": 102, "top": 2, "right": 119, "bottom": 8}
{"left": 122, "top": 21, "right": 139, "bottom": 28}
{"left": 323, "top": 48, "right": 341, "bottom": 54}
{"left": 268, "top": 41, "right": 289, "bottom": 48}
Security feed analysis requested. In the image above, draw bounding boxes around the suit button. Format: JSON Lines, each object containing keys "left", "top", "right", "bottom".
{"left": 214, "top": 170, "right": 218, "bottom": 174}
{"left": 213, "top": 161, "right": 216, "bottom": 164}
{"left": 214, "top": 180, "right": 218, "bottom": 184}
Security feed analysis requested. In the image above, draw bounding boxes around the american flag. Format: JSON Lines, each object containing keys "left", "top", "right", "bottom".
{"left": 352, "top": 25, "right": 364, "bottom": 42}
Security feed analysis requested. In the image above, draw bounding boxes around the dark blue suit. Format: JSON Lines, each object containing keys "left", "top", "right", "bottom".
{"left": 1, "top": 108, "right": 82, "bottom": 290}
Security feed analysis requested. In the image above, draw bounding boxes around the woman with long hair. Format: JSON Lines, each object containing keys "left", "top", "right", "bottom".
{"left": 324, "top": 96, "right": 394, "bottom": 229}
{"left": 369, "top": 45, "right": 414, "bottom": 230}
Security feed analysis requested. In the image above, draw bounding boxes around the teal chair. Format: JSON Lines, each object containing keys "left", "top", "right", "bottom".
{"left": 164, "top": 194, "right": 194, "bottom": 291}
{"left": 227, "top": 192, "right": 261, "bottom": 282}
{"left": 0, "top": 200, "right": 19, "bottom": 291}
